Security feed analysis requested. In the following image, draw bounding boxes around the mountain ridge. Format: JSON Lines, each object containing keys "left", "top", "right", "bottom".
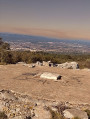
{"left": 0, "top": 32, "right": 90, "bottom": 45}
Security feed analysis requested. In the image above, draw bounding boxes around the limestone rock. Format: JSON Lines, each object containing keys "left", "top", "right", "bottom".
{"left": 0, "top": 90, "right": 17, "bottom": 100}
{"left": 0, "top": 102, "right": 5, "bottom": 111}
{"left": 33, "top": 106, "right": 51, "bottom": 119}
{"left": 17, "top": 62, "right": 26, "bottom": 65}
{"left": 40, "top": 72, "right": 61, "bottom": 80}
{"left": 12, "top": 116, "right": 22, "bottom": 119}
{"left": 0, "top": 89, "right": 89, "bottom": 119}
{"left": 42, "top": 61, "right": 54, "bottom": 67}
{"left": 36, "top": 61, "right": 43, "bottom": 66}
{"left": 63, "top": 109, "right": 88, "bottom": 119}
{"left": 57, "top": 62, "right": 79, "bottom": 69}
{"left": 28, "top": 64, "right": 35, "bottom": 68}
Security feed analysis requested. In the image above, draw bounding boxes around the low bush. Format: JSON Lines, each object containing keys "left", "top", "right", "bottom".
{"left": 48, "top": 108, "right": 65, "bottom": 119}
{"left": 0, "top": 111, "right": 8, "bottom": 119}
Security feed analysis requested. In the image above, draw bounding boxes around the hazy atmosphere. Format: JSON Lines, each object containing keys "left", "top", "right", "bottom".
{"left": 0, "top": 0, "right": 90, "bottom": 40}
{"left": 0, "top": 1, "right": 90, "bottom": 119}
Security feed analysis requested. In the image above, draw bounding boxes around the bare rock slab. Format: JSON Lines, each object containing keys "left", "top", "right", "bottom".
{"left": 40, "top": 72, "right": 61, "bottom": 81}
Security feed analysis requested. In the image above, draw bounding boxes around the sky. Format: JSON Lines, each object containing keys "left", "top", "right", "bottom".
{"left": 0, "top": 0, "right": 90, "bottom": 40}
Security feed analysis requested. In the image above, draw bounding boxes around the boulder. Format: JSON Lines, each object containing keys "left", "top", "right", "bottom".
{"left": 40, "top": 72, "right": 61, "bottom": 81}
{"left": 33, "top": 106, "right": 51, "bottom": 119}
{"left": 42, "top": 61, "right": 54, "bottom": 67}
{"left": 36, "top": 61, "right": 43, "bottom": 66}
{"left": 49, "top": 63, "right": 54, "bottom": 67}
{"left": 43, "top": 61, "right": 49, "bottom": 67}
{"left": 0, "top": 90, "right": 17, "bottom": 100}
{"left": 28, "top": 64, "right": 36, "bottom": 68}
{"left": 63, "top": 109, "right": 88, "bottom": 119}
{"left": 57, "top": 62, "right": 79, "bottom": 69}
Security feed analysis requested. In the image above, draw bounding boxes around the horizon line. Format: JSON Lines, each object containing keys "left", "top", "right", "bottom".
{"left": 0, "top": 31, "right": 90, "bottom": 41}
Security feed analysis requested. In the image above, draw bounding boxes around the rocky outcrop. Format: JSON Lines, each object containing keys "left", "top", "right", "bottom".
{"left": 57, "top": 62, "right": 79, "bottom": 69}
{"left": 0, "top": 90, "right": 89, "bottom": 119}
{"left": 18, "top": 61, "right": 79, "bottom": 69}
{"left": 0, "top": 90, "right": 51, "bottom": 119}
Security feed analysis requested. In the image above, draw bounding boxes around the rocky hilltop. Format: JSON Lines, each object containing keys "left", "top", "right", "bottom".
{"left": 0, "top": 89, "right": 90, "bottom": 119}
{"left": 0, "top": 64, "right": 90, "bottom": 119}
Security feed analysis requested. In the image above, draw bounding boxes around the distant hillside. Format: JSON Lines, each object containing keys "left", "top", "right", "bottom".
{"left": 0, "top": 32, "right": 90, "bottom": 46}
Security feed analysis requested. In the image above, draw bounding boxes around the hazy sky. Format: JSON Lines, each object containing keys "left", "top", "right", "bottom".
{"left": 0, "top": 0, "right": 90, "bottom": 40}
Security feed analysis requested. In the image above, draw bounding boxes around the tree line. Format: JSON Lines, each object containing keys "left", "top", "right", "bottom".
{"left": 0, "top": 38, "right": 90, "bottom": 68}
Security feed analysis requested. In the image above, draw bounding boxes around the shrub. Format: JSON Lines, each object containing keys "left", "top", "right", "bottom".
{"left": 48, "top": 108, "right": 65, "bottom": 119}
{"left": 0, "top": 111, "right": 8, "bottom": 119}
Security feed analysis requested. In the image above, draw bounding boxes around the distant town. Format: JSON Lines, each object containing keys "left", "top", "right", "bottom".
{"left": 8, "top": 41, "right": 90, "bottom": 53}
{"left": 0, "top": 33, "right": 90, "bottom": 53}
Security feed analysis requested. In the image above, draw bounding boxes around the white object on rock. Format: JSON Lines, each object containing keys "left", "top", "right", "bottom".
{"left": 40, "top": 72, "right": 61, "bottom": 80}
{"left": 63, "top": 109, "right": 88, "bottom": 119}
